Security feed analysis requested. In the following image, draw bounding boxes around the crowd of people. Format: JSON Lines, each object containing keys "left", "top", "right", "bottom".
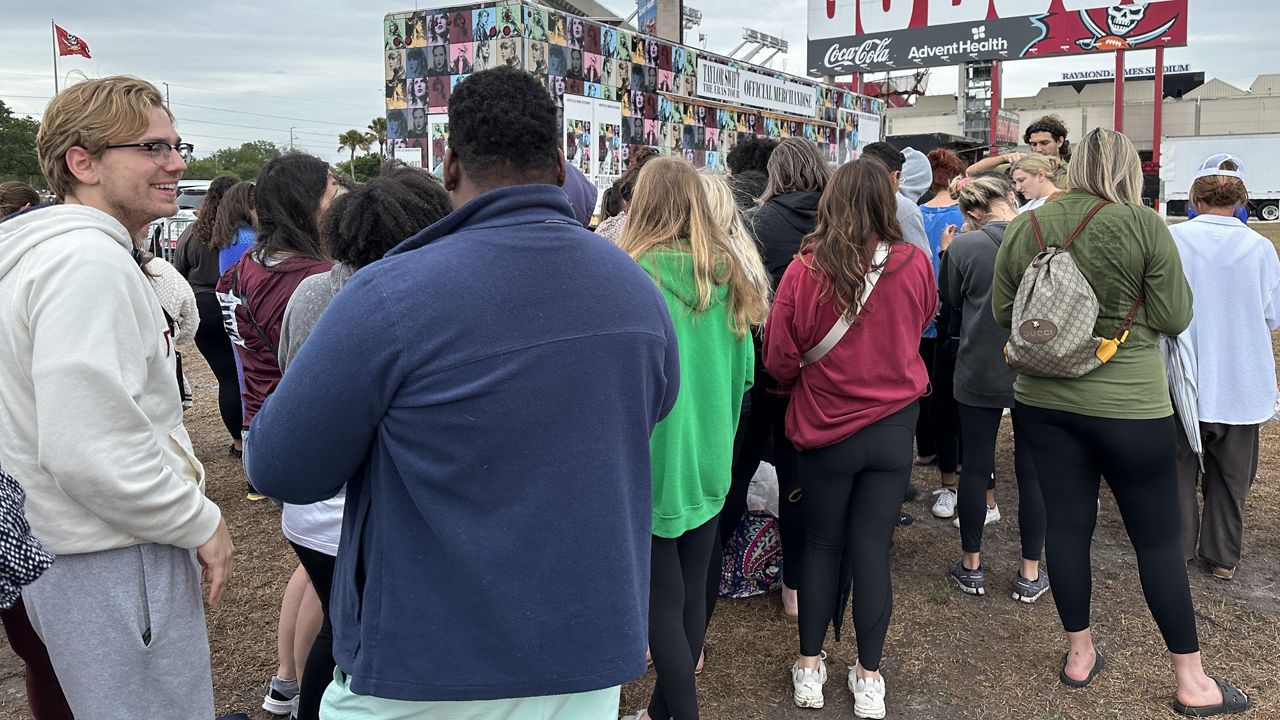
{"left": 0, "top": 66, "right": 1272, "bottom": 720}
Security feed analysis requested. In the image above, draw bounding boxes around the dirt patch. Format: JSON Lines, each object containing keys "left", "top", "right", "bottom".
{"left": 0, "top": 227, "right": 1277, "bottom": 719}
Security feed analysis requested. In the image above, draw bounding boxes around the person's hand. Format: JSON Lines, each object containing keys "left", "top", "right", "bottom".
{"left": 1003, "top": 151, "right": 1025, "bottom": 165}
{"left": 941, "top": 224, "right": 959, "bottom": 252}
{"left": 197, "top": 518, "right": 234, "bottom": 608}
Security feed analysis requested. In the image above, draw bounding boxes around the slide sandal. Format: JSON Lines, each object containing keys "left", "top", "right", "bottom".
{"left": 1171, "top": 677, "right": 1252, "bottom": 717}
{"left": 1059, "top": 651, "right": 1105, "bottom": 689}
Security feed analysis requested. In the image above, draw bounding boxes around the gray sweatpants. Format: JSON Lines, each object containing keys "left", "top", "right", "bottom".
{"left": 23, "top": 543, "right": 214, "bottom": 720}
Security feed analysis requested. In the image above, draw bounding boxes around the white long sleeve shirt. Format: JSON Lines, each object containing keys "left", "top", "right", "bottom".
{"left": 1169, "top": 214, "right": 1280, "bottom": 425}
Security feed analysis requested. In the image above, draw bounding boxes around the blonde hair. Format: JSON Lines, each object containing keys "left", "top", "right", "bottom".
{"left": 1066, "top": 128, "right": 1143, "bottom": 205}
{"left": 619, "top": 157, "right": 768, "bottom": 338}
{"left": 37, "top": 76, "right": 171, "bottom": 199}
{"left": 699, "top": 173, "right": 771, "bottom": 312}
{"left": 949, "top": 175, "right": 1017, "bottom": 228}
{"left": 1010, "top": 153, "right": 1060, "bottom": 179}
{"left": 758, "top": 138, "right": 831, "bottom": 205}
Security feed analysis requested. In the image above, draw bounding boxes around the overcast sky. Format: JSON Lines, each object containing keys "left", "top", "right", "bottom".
{"left": 1, "top": 1, "right": 1274, "bottom": 165}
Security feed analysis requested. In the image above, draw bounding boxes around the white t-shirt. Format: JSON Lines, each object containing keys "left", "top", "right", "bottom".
{"left": 282, "top": 493, "right": 345, "bottom": 556}
{"left": 1019, "top": 196, "right": 1048, "bottom": 214}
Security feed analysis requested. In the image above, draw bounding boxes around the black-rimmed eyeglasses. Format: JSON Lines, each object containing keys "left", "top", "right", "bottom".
{"left": 103, "top": 141, "right": 195, "bottom": 166}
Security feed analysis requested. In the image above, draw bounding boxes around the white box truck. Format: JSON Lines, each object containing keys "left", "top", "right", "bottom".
{"left": 1161, "top": 133, "right": 1280, "bottom": 221}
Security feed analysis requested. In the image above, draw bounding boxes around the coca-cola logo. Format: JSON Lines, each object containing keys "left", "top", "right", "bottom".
{"left": 824, "top": 38, "right": 892, "bottom": 69}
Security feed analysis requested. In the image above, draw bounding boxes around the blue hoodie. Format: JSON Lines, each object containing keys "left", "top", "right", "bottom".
{"left": 248, "top": 184, "right": 680, "bottom": 702}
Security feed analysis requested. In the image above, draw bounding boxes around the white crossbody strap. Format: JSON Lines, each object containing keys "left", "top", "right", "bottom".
{"left": 801, "top": 242, "right": 891, "bottom": 367}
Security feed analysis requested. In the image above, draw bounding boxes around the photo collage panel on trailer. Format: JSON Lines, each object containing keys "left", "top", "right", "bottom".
{"left": 385, "top": 3, "right": 885, "bottom": 174}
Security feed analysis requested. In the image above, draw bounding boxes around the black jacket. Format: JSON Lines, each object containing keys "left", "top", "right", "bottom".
{"left": 747, "top": 191, "right": 822, "bottom": 393}
{"left": 750, "top": 191, "right": 821, "bottom": 291}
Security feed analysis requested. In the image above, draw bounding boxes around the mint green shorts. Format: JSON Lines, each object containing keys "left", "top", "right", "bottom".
{"left": 319, "top": 669, "right": 621, "bottom": 720}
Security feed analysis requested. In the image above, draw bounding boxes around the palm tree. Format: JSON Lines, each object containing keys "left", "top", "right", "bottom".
{"left": 337, "top": 129, "right": 373, "bottom": 180}
{"left": 368, "top": 117, "right": 388, "bottom": 156}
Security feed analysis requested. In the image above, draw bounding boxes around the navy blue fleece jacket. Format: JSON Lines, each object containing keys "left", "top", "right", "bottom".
{"left": 248, "top": 184, "right": 679, "bottom": 701}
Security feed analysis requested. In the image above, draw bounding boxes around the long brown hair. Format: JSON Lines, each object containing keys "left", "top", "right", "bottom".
{"left": 190, "top": 175, "right": 237, "bottom": 247}
{"left": 758, "top": 138, "right": 831, "bottom": 206}
{"left": 209, "top": 181, "right": 256, "bottom": 250}
{"left": 802, "top": 158, "right": 905, "bottom": 320}
{"left": 618, "top": 157, "right": 767, "bottom": 338}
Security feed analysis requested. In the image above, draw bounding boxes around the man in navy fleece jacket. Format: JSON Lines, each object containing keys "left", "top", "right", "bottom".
{"left": 248, "top": 67, "right": 679, "bottom": 716}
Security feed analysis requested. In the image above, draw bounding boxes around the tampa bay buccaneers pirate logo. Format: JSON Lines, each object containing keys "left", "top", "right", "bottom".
{"left": 1076, "top": 3, "right": 1178, "bottom": 51}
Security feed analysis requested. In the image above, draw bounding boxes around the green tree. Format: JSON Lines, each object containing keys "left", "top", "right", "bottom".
{"left": 367, "top": 117, "right": 388, "bottom": 156}
{"left": 332, "top": 153, "right": 383, "bottom": 183}
{"left": 183, "top": 140, "right": 283, "bottom": 181}
{"left": 0, "top": 99, "right": 43, "bottom": 187}
{"left": 337, "top": 130, "right": 374, "bottom": 180}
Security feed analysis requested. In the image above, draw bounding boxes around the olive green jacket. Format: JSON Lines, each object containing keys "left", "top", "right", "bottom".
{"left": 993, "top": 191, "right": 1193, "bottom": 419}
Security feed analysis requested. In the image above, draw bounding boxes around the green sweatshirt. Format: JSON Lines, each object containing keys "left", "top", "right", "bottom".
{"left": 639, "top": 246, "right": 754, "bottom": 538}
{"left": 992, "top": 191, "right": 1193, "bottom": 419}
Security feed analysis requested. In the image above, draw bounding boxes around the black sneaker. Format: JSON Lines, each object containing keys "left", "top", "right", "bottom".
{"left": 896, "top": 511, "right": 914, "bottom": 527}
{"left": 903, "top": 483, "right": 919, "bottom": 503}
{"left": 950, "top": 561, "right": 986, "bottom": 596}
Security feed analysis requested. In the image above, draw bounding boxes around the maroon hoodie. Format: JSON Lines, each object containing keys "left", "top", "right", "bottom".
{"left": 217, "top": 253, "right": 331, "bottom": 429}
{"left": 763, "top": 243, "right": 935, "bottom": 451}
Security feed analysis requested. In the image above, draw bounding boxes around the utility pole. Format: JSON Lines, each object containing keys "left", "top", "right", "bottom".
{"left": 162, "top": 82, "right": 170, "bottom": 107}
{"left": 289, "top": 127, "right": 295, "bottom": 152}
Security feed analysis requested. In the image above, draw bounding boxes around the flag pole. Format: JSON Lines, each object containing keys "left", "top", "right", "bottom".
{"left": 51, "top": 19, "right": 59, "bottom": 94}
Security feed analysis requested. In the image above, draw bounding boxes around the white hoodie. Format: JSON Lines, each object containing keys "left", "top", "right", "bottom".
{"left": 0, "top": 205, "right": 221, "bottom": 555}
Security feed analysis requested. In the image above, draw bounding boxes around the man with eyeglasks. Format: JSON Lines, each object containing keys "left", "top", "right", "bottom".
{"left": 0, "top": 76, "right": 232, "bottom": 720}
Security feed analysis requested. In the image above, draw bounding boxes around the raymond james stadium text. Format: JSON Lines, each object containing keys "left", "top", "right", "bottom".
{"left": 909, "top": 37, "right": 1009, "bottom": 61}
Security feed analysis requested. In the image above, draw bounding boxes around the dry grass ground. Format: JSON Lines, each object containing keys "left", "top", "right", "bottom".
{"left": 0, "top": 225, "right": 1277, "bottom": 719}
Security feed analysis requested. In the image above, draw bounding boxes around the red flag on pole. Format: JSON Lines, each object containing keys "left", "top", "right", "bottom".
{"left": 54, "top": 25, "right": 91, "bottom": 58}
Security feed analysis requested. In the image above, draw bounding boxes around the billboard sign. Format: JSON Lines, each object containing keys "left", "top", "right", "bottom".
{"left": 637, "top": 0, "right": 658, "bottom": 36}
{"left": 808, "top": 0, "right": 1189, "bottom": 76}
{"left": 697, "top": 59, "right": 817, "bottom": 116}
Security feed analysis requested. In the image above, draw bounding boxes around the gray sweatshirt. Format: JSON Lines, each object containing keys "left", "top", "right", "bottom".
{"left": 896, "top": 147, "right": 934, "bottom": 264}
{"left": 279, "top": 262, "right": 357, "bottom": 372}
{"left": 939, "top": 221, "right": 1016, "bottom": 408}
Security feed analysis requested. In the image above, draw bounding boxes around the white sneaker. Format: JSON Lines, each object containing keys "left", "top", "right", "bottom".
{"left": 931, "top": 488, "right": 958, "bottom": 518}
{"left": 952, "top": 504, "right": 1002, "bottom": 528}
{"left": 791, "top": 653, "right": 827, "bottom": 708}
{"left": 848, "top": 667, "right": 887, "bottom": 719}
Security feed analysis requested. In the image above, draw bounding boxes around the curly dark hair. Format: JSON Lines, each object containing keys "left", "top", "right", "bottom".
{"left": 1024, "top": 114, "right": 1071, "bottom": 160}
{"left": 320, "top": 168, "right": 452, "bottom": 269}
{"left": 447, "top": 67, "right": 559, "bottom": 187}
{"left": 190, "top": 175, "right": 237, "bottom": 247}
{"left": 726, "top": 135, "right": 778, "bottom": 175}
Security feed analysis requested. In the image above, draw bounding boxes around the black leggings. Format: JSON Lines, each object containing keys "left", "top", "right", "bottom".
{"left": 798, "top": 404, "right": 916, "bottom": 671}
{"left": 648, "top": 517, "right": 718, "bottom": 720}
{"left": 956, "top": 405, "right": 1045, "bottom": 560}
{"left": 193, "top": 291, "right": 242, "bottom": 440}
{"left": 914, "top": 338, "right": 937, "bottom": 459}
{"left": 1014, "top": 403, "right": 1199, "bottom": 654}
{"left": 930, "top": 339, "right": 963, "bottom": 474}
{"left": 290, "top": 542, "right": 337, "bottom": 720}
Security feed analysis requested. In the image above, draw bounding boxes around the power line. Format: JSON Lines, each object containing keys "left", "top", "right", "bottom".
{"left": 168, "top": 101, "right": 373, "bottom": 129}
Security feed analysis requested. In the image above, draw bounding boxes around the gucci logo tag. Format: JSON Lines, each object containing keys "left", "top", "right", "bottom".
{"left": 1019, "top": 319, "right": 1058, "bottom": 344}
